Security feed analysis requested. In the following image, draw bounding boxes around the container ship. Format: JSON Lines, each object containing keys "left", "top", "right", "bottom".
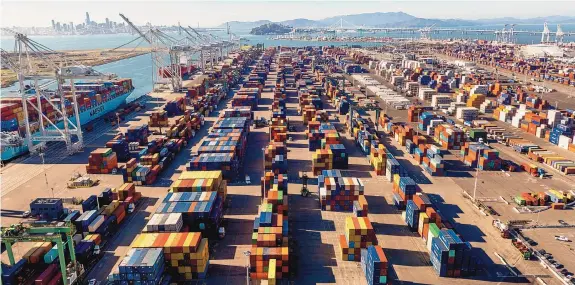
{"left": 158, "top": 64, "right": 196, "bottom": 80}
{"left": 0, "top": 78, "right": 134, "bottom": 161}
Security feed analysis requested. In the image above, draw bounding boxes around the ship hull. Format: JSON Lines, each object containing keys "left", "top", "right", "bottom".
{"left": 1, "top": 89, "right": 134, "bottom": 161}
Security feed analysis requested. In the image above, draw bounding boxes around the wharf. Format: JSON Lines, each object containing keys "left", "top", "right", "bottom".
{"left": 4, "top": 47, "right": 573, "bottom": 285}
{"left": 1, "top": 47, "right": 151, "bottom": 88}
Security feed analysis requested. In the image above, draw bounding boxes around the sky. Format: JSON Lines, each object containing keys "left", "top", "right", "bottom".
{"left": 2, "top": 0, "right": 575, "bottom": 28}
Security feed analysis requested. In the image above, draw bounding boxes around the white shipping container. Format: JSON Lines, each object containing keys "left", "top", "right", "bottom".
{"left": 88, "top": 215, "right": 105, "bottom": 232}
{"left": 431, "top": 95, "right": 452, "bottom": 108}
{"left": 456, "top": 107, "right": 479, "bottom": 120}
{"left": 536, "top": 127, "right": 544, "bottom": 138}
{"left": 558, "top": 135, "right": 572, "bottom": 149}
{"left": 499, "top": 112, "right": 507, "bottom": 122}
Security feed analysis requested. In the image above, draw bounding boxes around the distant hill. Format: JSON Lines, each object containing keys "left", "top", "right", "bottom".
{"left": 250, "top": 23, "right": 292, "bottom": 35}
{"left": 320, "top": 12, "right": 417, "bottom": 27}
{"left": 377, "top": 18, "right": 476, "bottom": 28}
{"left": 218, "top": 13, "right": 575, "bottom": 30}
{"left": 280, "top": 18, "right": 323, "bottom": 28}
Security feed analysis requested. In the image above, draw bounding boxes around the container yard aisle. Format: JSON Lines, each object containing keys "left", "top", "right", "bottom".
{"left": 351, "top": 72, "right": 564, "bottom": 283}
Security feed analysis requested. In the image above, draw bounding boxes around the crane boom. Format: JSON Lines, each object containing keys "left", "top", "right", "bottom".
{"left": 119, "top": 13, "right": 152, "bottom": 44}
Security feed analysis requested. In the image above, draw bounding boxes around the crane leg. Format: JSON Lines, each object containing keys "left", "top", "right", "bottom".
{"left": 57, "top": 239, "right": 69, "bottom": 285}
{"left": 5, "top": 241, "right": 16, "bottom": 265}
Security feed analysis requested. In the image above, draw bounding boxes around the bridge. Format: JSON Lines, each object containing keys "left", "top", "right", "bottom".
{"left": 287, "top": 18, "right": 575, "bottom": 42}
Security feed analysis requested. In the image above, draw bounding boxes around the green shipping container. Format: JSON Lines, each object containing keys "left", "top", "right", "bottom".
{"left": 429, "top": 223, "right": 441, "bottom": 237}
{"left": 514, "top": 196, "right": 526, "bottom": 206}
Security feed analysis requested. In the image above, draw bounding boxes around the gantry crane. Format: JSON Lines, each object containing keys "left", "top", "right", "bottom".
{"left": 419, "top": 23, "right": 436, "bottom": 40}
{"left": 1, "top": 28, "right": 116, "bottom": 154}
{"left": 1, "top": 222, "right": 81, "bottom": 285}
{"left": 120, "top": 14, "right": 210, "bottom": 91}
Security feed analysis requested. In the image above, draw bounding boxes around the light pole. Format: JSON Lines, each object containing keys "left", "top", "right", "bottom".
{"left": 242, "top": 250, "right": 251, "bottom": 285}
{"left": 39, "top": 151, "right": 54, "bottom": 198}
{"left": 473, "top": 140, "right": 484, "bottom": 202}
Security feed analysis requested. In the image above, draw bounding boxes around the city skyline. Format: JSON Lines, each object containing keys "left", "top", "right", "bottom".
{"left": 2, "top": 1, "right": 575, "bottom": 28}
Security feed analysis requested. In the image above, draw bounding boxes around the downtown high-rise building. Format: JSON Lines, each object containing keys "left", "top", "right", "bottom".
{"left": 85, "top": 12, "right": 91, "bottom": 26}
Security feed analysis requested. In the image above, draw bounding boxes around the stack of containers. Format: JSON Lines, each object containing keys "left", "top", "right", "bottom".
{"left": 312, "top": 149, "right": 334, "bottom": 175}
{"left": 460, "top": 142, "right": 501, "bottom": 170}
{"left": 129, "top": 232, "right": 209, "bottom": 280}
{"left": 361, "top": 245, "right": 390, "bottom": 285}
{"left": 187, "top": 153, "right": 238, "bottom": 180}
{"left": 357, "top": 130, "right": 375, "bottom": 154}
{"left": 170, "top": 170, "right": 227, "bottom": 200}
{"left": 34, "top": 264, "right": 62, "bottom": 285}
{"left": 23, "top": 242, "right": 53, "bottom": 264}
{"left": 105, "top": 137, "right": 130, "bottom": 162}
{"left": 392, "top": 175, "right": 419, "bottom": 209}
{"left": 319, "top": 173, "right": 364, "bottom": 211}
{"left": 270, "top": 125, "right": 288, "bottom": 142}
{"left": 260, "top": 172, "right": 288, "bottom": 200}
{"left": 549, "top": 124, "right": 572, "bottom": 146}
{"left": 422, "top": 145, "right": 445, "bottom": 176}
{"left": 86, "top": 148, "right": 118, "bottom": 174}
{"left": 434, "top": 124, "right": 465, "bottom": 150}
{"left": 266, "top": 154, "right": 288, "bottom": 175}
{"left": 418, "top": 112, "right": 436, "bottom": 132}
{"left": 126, "top": 124, "right": 150, "bottom": 146}
{"left": 111, "top": 182, "right": 142, "bottom": 207}
{"left": 232, "top": 93, "right": 258, "bottom": 108}
{"left": 329, "top": 144, "right": 348, "bottom": 169}
{"left": 107, "top": 248, "right": 165, "bottom": 284}
{"left": 370, "top": 144, "right": 387, "bottom": 176}
{"left": 264, "top": 142, "right": 287, "bottom": 170}
{"left": 156, "top": 191, "right": 223, "bottom": 233}
{"left": 339, "top": 217, "right": 378, "bottom": 261}
{"left": 222, "top": 106, "right": 253, "bottom": 120}
{"left": 393, "top": 125, "right": 413, "bottom": 147}
{"left": 431, "top": 229, "right": 477, "bottom": 277}
{"left": 74, "top": 210, "right": 98, "bottom": 233}
{"left": 353, "top": 195, "right": 369, "bottom": 217}
{"left": 121, "top": 158, "right": 159, "bottom": 185}
{"left": 149, "top": 110, "right": 169, "bottom": 127}
{"left": 144, "top": 213, "right": 184, "bottom": 232}
{"left": 164, "top": 97, "right": 186, "bottom": 116}
{"left": 385, "top": 156, "right": 403, "bottom": 182}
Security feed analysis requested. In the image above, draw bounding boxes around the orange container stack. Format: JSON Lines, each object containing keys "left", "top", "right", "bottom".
{"left": 393, "top": 125, "right": 414, "bottom": 146}
{"left": 149, "top": 110, "right": 169, "bottom": 127}
{"left": 433, "top": 124, "right": 466, "bottom": 150}
{"left": 270, "top": 125, "right": 288, "bottom": 142}
{"left": 86, "top": 148, "right": 118, "bottom": 174}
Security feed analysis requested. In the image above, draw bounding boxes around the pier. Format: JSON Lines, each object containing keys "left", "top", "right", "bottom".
{"left": 1, "top": 47, "right": 151, "bottom": 88}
